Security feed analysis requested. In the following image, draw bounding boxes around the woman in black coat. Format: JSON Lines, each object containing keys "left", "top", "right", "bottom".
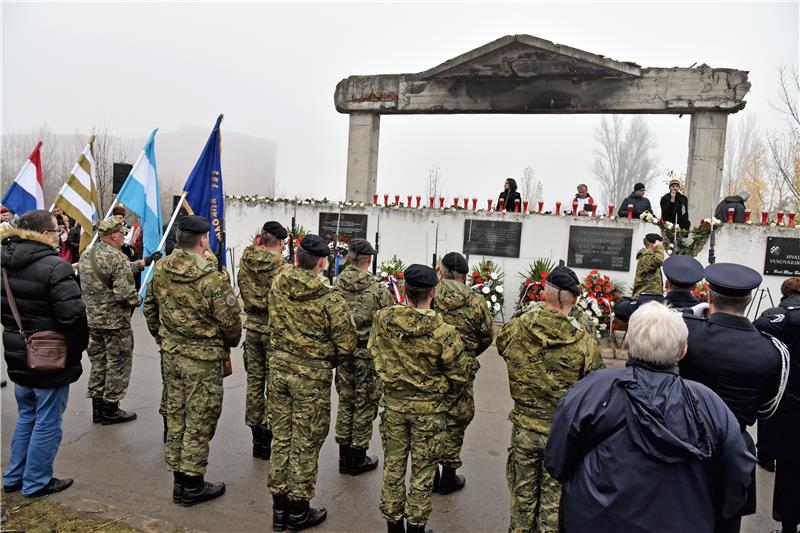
{"left": 497, "top": 178, "right": 522, "bottom": 212}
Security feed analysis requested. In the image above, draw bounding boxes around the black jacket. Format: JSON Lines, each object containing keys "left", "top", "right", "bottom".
{"left": 1, "top": 226, "right": 88, "bottom": 388}
{"left": 714, "top": 196, "right": 747, "bottom": 223}
{"left": 613, "top": 291, "right": 698, "bottom": 322}
{"left": 497, "top": 189, "right": 522, "bottom": 212}
{"left": 67, "top": 224, "right": 82, "bottom": 260}
{"left": 660, "top": 192, "right": 691, "bottom": 229}
{"left": 545, "top": 361, "right": 754, "bottom": 533}
{"left": 617, "top": 193, "right": 653, "bottom": 218}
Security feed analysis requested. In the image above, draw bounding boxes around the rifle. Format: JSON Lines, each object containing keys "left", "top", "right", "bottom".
{"left": 373, "top": 210, "right": 381, "bottom": 276}
{"left": 333, "top": 206, "right": 342, "bottom": 278}
{"left": 708, "top": 203, "right": 716, "bottom": 265}
{"left": 465, "top": 219, "right": 474, "bottom": 267}
{"left": 431, "top": 218, "right": 440, "bottom": 269}
{"left": 288, "top": 199, "right": 297, "bottom": 264}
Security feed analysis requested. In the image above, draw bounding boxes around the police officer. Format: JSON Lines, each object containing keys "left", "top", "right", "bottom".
{"left": 237, "top": 220, "right": 290, "bottom": 460}
{"left": 80, "top": 218, "right": 160, "bottom": 424}
{"left": 680, "top": 263, "right": 789, "bottom": 533}
{"left": 614, "top": 254, "right": 703, "bottom": 322}
{"left": 497, "top": 265, "right": 605, "bottom": 533}
{"left": 143, "top": 215, "right": 242, "bottom": 507}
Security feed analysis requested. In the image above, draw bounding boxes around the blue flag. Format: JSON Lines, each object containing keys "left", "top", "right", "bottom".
{"left": 182, "top": 114, "right": 225, "bottom": 264}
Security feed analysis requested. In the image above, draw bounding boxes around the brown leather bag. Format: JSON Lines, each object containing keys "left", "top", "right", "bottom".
{"left": 2, "top": 269, "right": 69, "bottom": 372}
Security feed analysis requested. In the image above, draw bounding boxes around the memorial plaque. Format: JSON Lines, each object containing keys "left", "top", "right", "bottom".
{"left": 764, "top": 236, "right": 800, "bottom": 276}
{"left": 462, "top": 219, "right": 522, "bottom": 258}
{"left": 567, "top": 226, "right": 633, "bottom": 272}
{"left": 318, "top": 212, "right": 368, "bottom": 240}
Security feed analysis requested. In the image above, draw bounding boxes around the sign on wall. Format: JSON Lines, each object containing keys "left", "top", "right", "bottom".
{"left": 764, "top": 236, "right": 800, "bottom": 276}
{"left": 462, "top": 219, "right": 522, "bottom": 258}
{"left": 318, "top": 212, "right": 368, "bottom": 240}
{"left": 567, "top": 226, "right": 633, "bottom": 272}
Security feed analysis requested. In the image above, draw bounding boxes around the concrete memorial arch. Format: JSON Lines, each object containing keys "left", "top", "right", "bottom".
{"left": 335, "top": 34, "right": 750, "bottom": 223}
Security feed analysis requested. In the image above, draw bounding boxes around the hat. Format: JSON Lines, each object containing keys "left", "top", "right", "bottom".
{"left": 299, "top": 234, "right": 330, "bottom": 258}
{"left": 0, "top": 207, "right": 9, "bottom": 214}
{"left": 634, "top": 183, "right": 646, "bottom": 192}
{"left": 97, "top": 218, "right": 128, "bottom": 236}
{"left": 663, "top": 255, "right": 703, "bottom": 286}
{"left": 177, "top": 215, "right": 211, "bottom": 234}
{"left": 668, "top": 178, "right": 681, "bottom": 187}
{"left": 645, "top": 233, "right": 662, "bottom": 244}
{"left": 441, "top": 252, "right": 469, "bottom": 274}
{"left": 349, "top": 238, "right": 377, "bottom": 256}
{"left": 704, "top": 263, "right": 761, "bottom": 297}
{"left": 547, "top": 265, "right": 580, "bottom": 296}
{"left": 262, "top": 221, "right": 288, "bottom": 239}
{"left": 404, "top": 264, "right": 439, "bottom": 289}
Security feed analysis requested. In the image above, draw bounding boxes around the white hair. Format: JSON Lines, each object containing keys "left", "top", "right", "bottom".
{"left": 626, "top": 302, "right": 688, "bottom": 369}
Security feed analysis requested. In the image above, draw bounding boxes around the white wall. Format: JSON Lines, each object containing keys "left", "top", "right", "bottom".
{"left": 225, "top": 199, "right": 799, "bottom": 321}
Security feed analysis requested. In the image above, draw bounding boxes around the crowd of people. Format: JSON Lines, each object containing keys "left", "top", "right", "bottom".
{"left": 0, "top": 207, "right": 797, "bottom": 533}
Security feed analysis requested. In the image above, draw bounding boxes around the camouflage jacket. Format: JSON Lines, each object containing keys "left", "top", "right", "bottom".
{"left": 237, "top": 244, "right": 289, "bottom": 333}
{"left": 267, "top": 267, "right": 357, "bottom": 382}
{"left": 515, "top": 300, "right": 599, "bottom": 339}
{"left": 632, "top": 245, "right": 665, "bottom": 297}
{"left": 143, "top": 249, "right": 242, "bottom": 361}
{"left": 334, "top": 266, "right": 394, "bottom": 354}
{"left": 497, "top": 307, "right": 604, "bottom": 434}
{"left": 434, "top": 279, "right": 494, "bottom": 375}
{"left": 368, "top": 306, "right": 469, "bottom": 414}
{"left": 79, "top": 240, "right": 143, "bottom": 329}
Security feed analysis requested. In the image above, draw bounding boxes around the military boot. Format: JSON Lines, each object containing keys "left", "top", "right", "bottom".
{"left": 91, "top": 398, "right": 103, "bottom": 424}
{"left": 100, "top": 401, "right": 137, "bottom": 425}
{"left": 272, "top": 493, "right": 289, "bottom": 531}
{"left": 387, "top": 519, "right": 405, "bottom": 533}
{"left": 286, "top": 499, "right": 327, "bottom": 531}
{"left": 406, "top": 523, "right": 433, "bottom": 533}
{"left": 172, "top": 471, "right": 184, "bottom": 504}
{"left": 338, "top": 443, "right": 351, "bottom": 473}
{"left": 252, "top": 426, "right": 268, "bottom": 459}
{"left": 162, "top": 416, "right": 168, "bottom": 443}
{"left": 343, "top": 446, "right": 378, "bottom": 476}
{"left": 437, "top": 465, "right": 465, "bottom": 495}
{"left": 180, "top": 475, "right": 225, "bottom": 507}
{"left": 432, "top": 466, "right": 440, "bottom": 493}
{"left": 262, "top": 427, "right": 273, "bottom": 459}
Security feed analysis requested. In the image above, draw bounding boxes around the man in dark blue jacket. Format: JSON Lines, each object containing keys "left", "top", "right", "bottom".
{"left": 617, "top": 182, "right": 653, "bottom": 218}
{"left": 545, "top": 301, "right": 753, "bottom": 533}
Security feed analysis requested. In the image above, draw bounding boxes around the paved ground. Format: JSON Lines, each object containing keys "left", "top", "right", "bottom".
{"left": 1, "top": 315, "right": 780, "bottom": 532}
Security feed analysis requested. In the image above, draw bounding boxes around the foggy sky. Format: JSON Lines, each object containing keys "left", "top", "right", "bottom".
{"left": 3, "top": 1, "right": 798, "bottom": 206}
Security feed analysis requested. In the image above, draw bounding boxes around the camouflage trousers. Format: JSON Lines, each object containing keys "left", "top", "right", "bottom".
{"left": 163, "top": 350, "right": 224, "bottom": 476}
{"left": 440, "top": 380, "right": 475, "bottom": 469}
{"left": 506, "top": 425, "right": 560, "bottom": 533}
{"left": 379, "top": 408, "right": 445, "bottom": 526}
{"left": 334, "top": 353, "right": 382, "bottom": 448}
{"left": 243, "top": 330, "right": 271, "bottom": 428}
{"left": 267, "top": 370, "right": 330, "bottom": 500}
{"left": 86, "top": 327, "right": 134, "bottom": 402}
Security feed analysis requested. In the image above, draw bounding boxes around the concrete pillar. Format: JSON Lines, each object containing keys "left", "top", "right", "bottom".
{"left": 345, "top": 113, "right": 380, "bottom": 202}
{"left": 685, "top": 112, "right": 728, "bottom": 224}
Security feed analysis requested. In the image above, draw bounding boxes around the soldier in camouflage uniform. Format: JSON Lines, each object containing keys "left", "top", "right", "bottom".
{"left": 79, "top": 218, "right": 160, "bottom": 425}
{"left": 632, "top": 233, "right": 665, "bottom": 297}
{"left": 143, "top": 216, "right": 242, "bottom": 507}
{"left": 333, "top": 238, "right": 394, "bottom": 476}
{"left": 236, "top": 220, "right": 290, "bottom": 460}
{"left": 432, "top": 252, "right": 493, "bottom": 494}
{"left": 369, "top": 264, "right": 471, "bottom": 533}
{"left": 497, "top": 266, "right": 605, "bottom": 533}
{"left": 267, "top": 234, "right": 357, "bottom": 532}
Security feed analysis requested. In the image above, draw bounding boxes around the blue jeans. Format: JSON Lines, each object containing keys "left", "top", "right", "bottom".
{"left": 3, "top": 384, "right": 70, "bottom": 495}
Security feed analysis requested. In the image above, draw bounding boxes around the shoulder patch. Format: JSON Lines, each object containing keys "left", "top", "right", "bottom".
{"left": 225, "top": 293, "right": 237, "bottom": 307}
{"left": 770, "top": 314, "right": 786, "bottom": 323}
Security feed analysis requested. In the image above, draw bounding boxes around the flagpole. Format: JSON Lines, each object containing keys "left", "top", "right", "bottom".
{"left": 139, "top": 192, "right": 187, "bottom": 296}
{"left": 49, "top": 183, "right": 67, "bottom": 211}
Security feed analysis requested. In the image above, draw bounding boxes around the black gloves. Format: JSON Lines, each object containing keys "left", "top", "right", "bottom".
{"left": 144, "top": 251, "right": 163, "bottom": 266}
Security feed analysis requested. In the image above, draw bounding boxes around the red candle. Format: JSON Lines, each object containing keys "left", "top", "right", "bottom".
{"left": 523, "top": 200, "right": 529, "bottom": 213}
{"left": 789, "top": 213, "right": 796, "bottom": 227}
{"left": 407, "top": 195, "right": 412, "bottom": 207}
{"left": 572, "top": 201, "right": 579, "bottom": 215}
{"left": 627, "top": 204, "right": 633, "bottom": 219}
{"left": 727, "top": 208, "right": 735, "bottom": 224}
{"left": 777, "top": 211, "right": 785, "bottom": 225}
{"left": 394, "top": 194, "right": 400, "bottom": 206}
{"left": 439, "top": 197, "right": 445, "bottom": 209}
{"left": 373, "top": 194, "right": 378, "bottom": 205}
{"left": 429, "top": 197, "right": 435, "bottom": 208}
{"left": 761, "top": 211, "right": 769, "bottom": 225}
{"left": 488, "top": 199, "right": 493, "bottom": 211}
{"left": 608, "top": 205, "right": 615, "bottom": 218}
{"left": 514, "top": 199, "right": 521, "bottom": 213}
{"left": 538, "top": 201, "right": 544, "bottom": 214}
{"left": 744, "top": 209, "right": 751, "bottom": 224}
{"left": 463, "top": 198, "right": 469, "bottom": 209}
{"left": 556, "top": 201, "right": 562, "bottom": 216}
{"left": 498, "top": 199, "right": 505, "bottom": 212}
{"left": 453, "top": 197, "right": 459, "bottom": 208}
{"left": 383, "top": 194, "right": 389, "bottom": 206}
{"left": 416, "top": 195, "right": 421, "bottom": 208}
{"left": 472, "top": 198, "right": 478, "bottom": 211}
{"left": 591, "top": 204, "right": 598, "bottom": 217}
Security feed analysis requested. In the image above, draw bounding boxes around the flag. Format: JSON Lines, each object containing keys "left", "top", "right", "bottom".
{"left": 2, "top": 142, "right": 44, "bottom": 215}
{"left": 182, "top": 114, "right": 225, "bottom": 264}
{"left": 53, "top": 135, "right": 99, "bottom": 253}
{"left": 115, "top": 129, "right": 163, "bottom": 258}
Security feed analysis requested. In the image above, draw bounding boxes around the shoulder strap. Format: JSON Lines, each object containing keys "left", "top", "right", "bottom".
{"left": 2, "top": 269, "right": 26, "bottom": 336}
{"left": 88, "top": 245, "right": 113, "bottom": 289}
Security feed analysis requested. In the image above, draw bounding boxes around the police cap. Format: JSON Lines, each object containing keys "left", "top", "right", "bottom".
{"left": 441, "top": 252, "right": 469, "bottom": 274}
{"left": 299, "top": 234, "right": 330, "bottom": 258}
{"left": 704, "top": 263, "right": 761, "bottom": 297}
{"left": 663, "top": 255, "right": 704, "bottom": 287}
{"left": 349, "top": 238, "right": 377, "bottom": 256}
{"left": 404, "top": 264, "right": 439, "bottom": 289}
{"left": 547, "top": 265, "right": 581, "bottom": 296}
{"left": 177, "top": 215, "right": 211, "bottom": 234}
{"left": 262, "top": 221, "right": 288, "bottom": 239}
{"left": 97, "top": 218, "right": 128, "bottom": 236}
{"left": 645, "top": 233, "right": 662, "bottom": 244}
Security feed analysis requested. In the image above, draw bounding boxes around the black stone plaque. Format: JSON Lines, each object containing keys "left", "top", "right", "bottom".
{"left": 567, "top": 226, "right": 633, "bottom": 272}
{"left": 318, "top": 212, "right": 368, "bottom": 240}
{"left": 462, "top": 219, "right": 522, "bottom": 258}
{"left": 764, "top": 236, "right": 800, "bottom": 276}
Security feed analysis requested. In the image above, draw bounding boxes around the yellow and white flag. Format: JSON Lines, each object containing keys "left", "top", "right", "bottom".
{"left": 53, "top": 135, "right": 99, "bottom": 253}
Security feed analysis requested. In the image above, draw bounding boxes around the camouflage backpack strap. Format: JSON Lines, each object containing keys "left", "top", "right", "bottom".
{"left": 88, "top": 245, "right": 113, "bottom": 289}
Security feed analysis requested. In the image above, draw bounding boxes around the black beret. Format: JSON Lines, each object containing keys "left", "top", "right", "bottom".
{"left": 262, "top": 221, "right": 288, "bottom": 239}
{"left": 404, "top": 264, "right": 439, "bottom": 289}
{"left": 663, "top": 255, "right": 704, "bottom": 286}
{"left": 349, "top": 238, "right": 377, "bottom": 256}
{"left": 645, "top": 233, "right": 662, "bottom": 244}
{"left": 177, "top": 215, "right": 211, "bottom": 234}
{"left": 441, "top": 252, "right": 469, "bottom": 274}
{"left": 547, "top": 265, "right": 581, "bottom": 296}
{"left": 704, "top": 263, "right": 761, "bottom": 297}
{"left": 299, "top": 234, "right": 330, "bottom": 258}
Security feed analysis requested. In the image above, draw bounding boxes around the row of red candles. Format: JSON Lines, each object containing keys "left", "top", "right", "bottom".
{"left": 371, "top": 194, "right": 797, "bottom": 226}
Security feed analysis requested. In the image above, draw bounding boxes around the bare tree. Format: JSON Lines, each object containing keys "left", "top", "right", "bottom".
{"left": 519, "top": 166, "right": 543, "bottom": 206}
{"left": 425, "top": 163, "right": 441, "bottom": 199}
{"left": 765, "top": 64, "right": 800, "bottom": 211}
{"left": 90, "top": 119, "right": 133, "bottom": 215}
{"left": 590, "top": 116, "right": 659, "bottom": 206}
{"left": 723, "top": 114, "right": 758, "bottom": 196}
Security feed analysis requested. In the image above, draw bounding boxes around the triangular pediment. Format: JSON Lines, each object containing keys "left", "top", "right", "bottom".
{"left": 415, "top": 34, "right": 641, "bottom": 80}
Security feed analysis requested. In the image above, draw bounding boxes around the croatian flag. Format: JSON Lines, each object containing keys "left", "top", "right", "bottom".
{"left": 2, "top": 142, "right": 44, "bottom": 215}
{"left": 115, "top": 129, "right": 163, "bottom": 258}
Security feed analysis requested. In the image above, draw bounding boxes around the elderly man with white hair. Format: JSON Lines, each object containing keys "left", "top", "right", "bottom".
{"left": 544, "top": 302, "right": 754, "bottom": 533}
